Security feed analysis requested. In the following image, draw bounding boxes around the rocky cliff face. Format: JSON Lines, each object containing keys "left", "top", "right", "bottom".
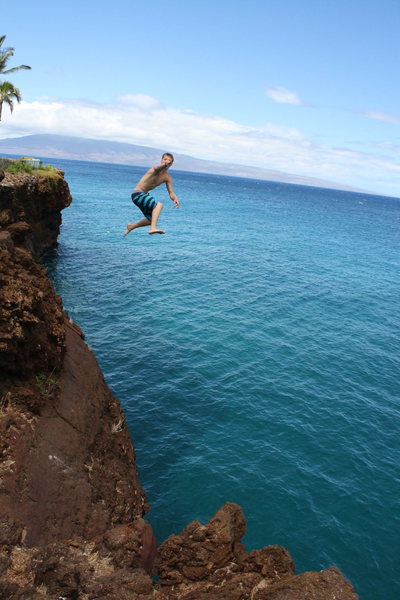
{"left": 0, "top": 171, "right": 359, "bottom": 599}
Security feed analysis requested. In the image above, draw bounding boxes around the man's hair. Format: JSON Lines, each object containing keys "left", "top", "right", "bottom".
{"left": 162, "top": 152, "right": 174, "bottom": 162}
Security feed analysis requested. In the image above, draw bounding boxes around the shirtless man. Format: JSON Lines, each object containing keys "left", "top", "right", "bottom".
{"left": 123, "top": 153, "right": 179, "bottom": 236}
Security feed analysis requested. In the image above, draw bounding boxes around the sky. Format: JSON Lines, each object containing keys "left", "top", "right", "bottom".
{"left": 1, "top": 0, "right": 399, "bottom": 197}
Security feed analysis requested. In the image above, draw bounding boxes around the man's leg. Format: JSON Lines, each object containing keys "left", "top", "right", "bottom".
{"left": 149, "top": 202, "right": 165, "bottom": 234}
{"left": 123, "top": 218, "right": 151, "bottom": 237}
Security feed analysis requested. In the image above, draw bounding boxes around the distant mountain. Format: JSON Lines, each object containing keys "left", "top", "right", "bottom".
{"left": 0, "top": 134, "right": 359, "bottom": 192}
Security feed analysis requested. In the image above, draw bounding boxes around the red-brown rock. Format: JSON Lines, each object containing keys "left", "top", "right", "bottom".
{"left": 0, "top": 170, "right": 71, "bottom": 257}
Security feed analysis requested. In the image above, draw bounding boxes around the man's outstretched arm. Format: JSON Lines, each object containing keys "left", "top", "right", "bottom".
{"left": 153, "top": 162, "right": 169, "bottom": 173}
{"left": 166, "top": 178, "right": 179, "bottom": 207}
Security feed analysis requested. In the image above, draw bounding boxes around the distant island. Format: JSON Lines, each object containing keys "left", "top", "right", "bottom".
{"left": 0, "top": 134, "right": 363, "bottom": 193}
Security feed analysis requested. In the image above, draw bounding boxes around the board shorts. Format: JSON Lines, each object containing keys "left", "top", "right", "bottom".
{"left": 131, "top": 190, "right": 158, "bottom": 221}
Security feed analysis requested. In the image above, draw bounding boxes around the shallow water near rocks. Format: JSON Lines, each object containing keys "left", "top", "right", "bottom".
{"left": 44, "top": 158, "right": 399, "bottom": 600}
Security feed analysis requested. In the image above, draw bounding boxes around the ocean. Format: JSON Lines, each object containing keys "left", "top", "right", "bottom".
{"left": 42, "top": 157, "right": 399, "bottom": 600}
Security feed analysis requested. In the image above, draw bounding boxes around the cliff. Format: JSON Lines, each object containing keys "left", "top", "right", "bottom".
{"left": 0, "top": 171, "right": 359, "bottom": 599}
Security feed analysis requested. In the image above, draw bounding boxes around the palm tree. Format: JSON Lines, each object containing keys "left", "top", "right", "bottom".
{"left": 0, "top": 35, "right": 31, "bottom": 75}
{"left": 0, "top": 81, "right": 21, "bottom": 121}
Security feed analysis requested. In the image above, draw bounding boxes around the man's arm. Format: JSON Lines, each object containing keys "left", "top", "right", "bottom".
{"left": 153, "top": 162, "right": 168, "bottom": 173}
{"left": 166, "top": 176, "right": 179, "bottom": 207}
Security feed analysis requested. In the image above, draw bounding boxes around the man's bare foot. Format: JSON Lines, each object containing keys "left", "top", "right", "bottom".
{"left": 149, "top": 229, "right": 165, "bottom": 235}
{"left": 123, "top": 225, "right": 135, "bottom": 237}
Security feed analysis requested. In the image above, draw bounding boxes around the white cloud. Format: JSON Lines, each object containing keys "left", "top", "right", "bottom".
{"left": 117, "top": 94, "right": 162, "bottom": 111}
{"left": 363, "top": 111, "right": 400, "bottom": 125}
{"left": 1, "top": 96, "right": 399, "bottom": 196}
{"left": 264, "top": 86, "right": 303, "bottom": 105}
{"left": 378, "top": 141, "right": 400, "bottom": 155}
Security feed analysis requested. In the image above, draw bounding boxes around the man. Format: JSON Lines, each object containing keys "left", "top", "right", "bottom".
{"left": 123, "top": 153, "right": 179, "bottom": 236}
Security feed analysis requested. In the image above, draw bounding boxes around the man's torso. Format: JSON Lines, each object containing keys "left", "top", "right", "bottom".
{"left": 134, "top": 167, "right": 170, "bottom": 193}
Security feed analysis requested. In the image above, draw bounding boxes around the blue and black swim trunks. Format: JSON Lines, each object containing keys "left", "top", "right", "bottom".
{"left": 131, "top": 190, "right": 158, "bottom": 221}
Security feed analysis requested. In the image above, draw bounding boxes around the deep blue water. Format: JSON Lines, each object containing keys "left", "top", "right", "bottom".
{"left": 42, "top": 158, "right": 399, "bottom": 600}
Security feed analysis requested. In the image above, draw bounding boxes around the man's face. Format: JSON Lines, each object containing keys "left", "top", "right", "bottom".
{"left": 161, "top": 155, "right": 173, "bottom": 168}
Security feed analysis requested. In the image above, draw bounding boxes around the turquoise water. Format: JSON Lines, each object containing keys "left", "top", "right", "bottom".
{"left": 44, "top": 158, "right": 399, "bottom": 600}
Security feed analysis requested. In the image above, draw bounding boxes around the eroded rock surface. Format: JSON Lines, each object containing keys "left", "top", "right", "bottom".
{"left": 154, "top": 503, "right": 358, "bottom": 600}
{"left": 0, "top": 170, "right": 72, "bottom": 258}
{"left": 0, "top": 172, "right": 154, "bottom": 598}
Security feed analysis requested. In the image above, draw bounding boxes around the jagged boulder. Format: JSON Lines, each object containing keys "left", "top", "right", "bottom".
{"left": 154, "top": 503, "right": 358, "bottom": 599}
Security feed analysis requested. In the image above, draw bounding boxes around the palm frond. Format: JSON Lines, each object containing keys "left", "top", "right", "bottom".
{"left": 0, "top": 35, "right": 30, "bottom": 74}
{"left": 3, "top": 64, "right": 31, "bottom": 74}
{"left": 0, "top": 81, "right": 22, "bottom": 102}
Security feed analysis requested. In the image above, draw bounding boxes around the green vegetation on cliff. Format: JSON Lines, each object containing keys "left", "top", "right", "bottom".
{"left": 0, "top": 157, "right": 60, "bottom": 177}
